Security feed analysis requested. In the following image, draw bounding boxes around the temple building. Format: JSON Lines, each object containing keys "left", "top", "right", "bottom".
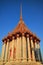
{"left": 1, "top": 6, "right": 42, "bottom": 64}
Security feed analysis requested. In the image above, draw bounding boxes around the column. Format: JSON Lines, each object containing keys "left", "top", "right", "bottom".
{"left": 34, "top": 39, "right": 38, "bottom": 61}
{"left": 37, "top": 41, "right": 40, "bottom": 49}
{"left": 19, "top": 36, "right": 21, "bottom": 61}
{"left": 16, "top": 34, "right": 19, "bottom": 61}
{"left": 37, "top": 41, "right": 40, "bottom": 61}
{"left": 34, "top": 39, "right": 38, "bottom": 49}
{"left": 10, "top": 36, "right": 15, "bottom": 60}
{"left": 14, "top": 38, "right": 16, "bottom": 60}
{"left": 30, "top": 36, "right": 35, "bottom": 61}
{"left": 1, "top": 40, "right": 6, "bottom": 61}
{"left": 26, "top": 34, "right": 31, "bottom": 61}
{"left": 5, "top": 39, "right": 9, "bottom": 61}
{"left": 8, "top": 41, "right": 10, "bottom": 61}
{"left": 22, "top": 33, "right": 27, "bottom": 62}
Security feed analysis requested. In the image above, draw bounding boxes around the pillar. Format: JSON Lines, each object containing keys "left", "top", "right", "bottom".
{"left": 16, "top": 34, "right": 20, "bottom": 61}
{"left": 22, "top": 33, "right": 27, "bottom": 62}
{"left": 16, "top": 36, "right": 21, "bottom": 61}
{"left": 34, "top": 39, "right": 38, "bottom": 61}
{"left": 19, "top": 36, "right": 21, "bottom": 61}
{"left": 5, "top": 39, "right": 9, "bottom": 61}
{"left": 37, "top": 41, "right": 41, "bottom": 61}
{"left": 14, "top": 38, "right": 16, "bottom": 60}
{"left": 30, "top": 36, "right": 35, "bottom": 61}
{"left": 34, "top": 39, "right": 38, "bottom": 49}
{"left": 8, "top": 41, "right": 10, "bottom": 61}
{"left": 1, "top": 40, "right": 6, "bottom": 61}
{"left": 10, "top": 36, "right": 15, "bottom": 60}
{"left": 37, "top": 41, "right": 40, "bottom": 49}
{"left": 26, "top": 34, "right": 31, "bottom": 61}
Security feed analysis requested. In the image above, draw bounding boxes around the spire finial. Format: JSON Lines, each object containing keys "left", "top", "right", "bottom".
{"left": 20, "top": 3, "right": 22, "bottom": 20}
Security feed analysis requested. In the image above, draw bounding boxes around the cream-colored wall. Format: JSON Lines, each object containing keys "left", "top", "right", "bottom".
{"left": 2, "top": 35, "right": 41, "bottom": 62}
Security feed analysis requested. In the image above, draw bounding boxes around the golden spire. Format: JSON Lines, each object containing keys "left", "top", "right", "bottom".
{"left": 19, "top": 3, "right": 24, "bottom": 24}
{"left": 20, "top": 4, "right": 22, "bottom": 20}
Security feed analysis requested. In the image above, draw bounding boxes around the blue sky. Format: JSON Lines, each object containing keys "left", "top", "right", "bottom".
{"left": 0, "top": 0, "right": 43, "bottom": 58}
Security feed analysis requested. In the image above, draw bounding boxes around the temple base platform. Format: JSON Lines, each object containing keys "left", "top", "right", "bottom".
{"left": 0, "top": 61, "right": 42, "bottom": 65}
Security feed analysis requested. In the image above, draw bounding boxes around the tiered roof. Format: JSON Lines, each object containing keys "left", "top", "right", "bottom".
{"left": 2, "top": 6, "right": 40, "bottom": 42}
